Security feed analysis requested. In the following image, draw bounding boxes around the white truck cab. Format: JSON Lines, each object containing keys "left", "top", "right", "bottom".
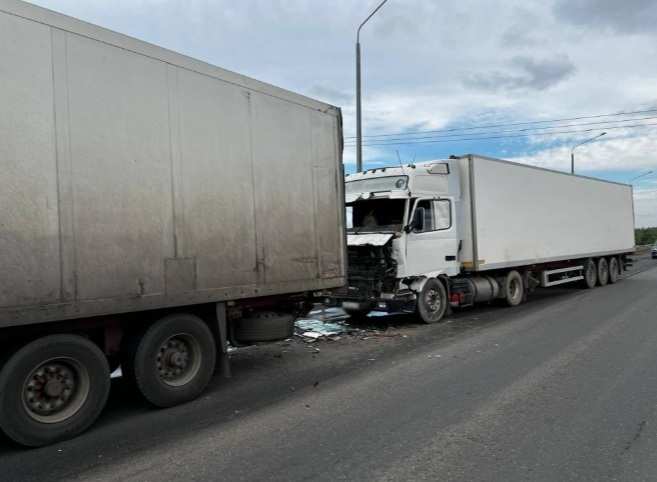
{"left": 335, "top": 155, "right": 635, "bottom": 324}
{"left": 341, "top": 160, "right": 460, "bottom": 322}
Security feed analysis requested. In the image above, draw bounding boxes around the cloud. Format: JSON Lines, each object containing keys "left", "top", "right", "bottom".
{"left": 24, "top": 0, "right": 657, "bottom": 224}
{"left": 509, "top": 128, "right": 657, "bottom": 172}
{"left": 554, "top": 0, "right": 657, "bottom": 35}
{"left": 463, "top": 55, "right": 576, "bottom": 92}
{"left": 309, "top": 85, "right": 352, "bottom": 105}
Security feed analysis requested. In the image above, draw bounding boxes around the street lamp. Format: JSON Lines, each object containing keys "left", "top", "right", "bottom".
{"left": 356, "top": 0, "right": 389, "bottom": 173}
{"left": 570, "top": 132, "right": 606, "bottom": 175}
{"left": 629, "top": 170, "right": 653, "bottom": 183}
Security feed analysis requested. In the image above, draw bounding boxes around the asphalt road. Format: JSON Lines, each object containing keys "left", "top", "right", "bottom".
{"left": 2, "top": 254, "right": 657, "bottom": 482}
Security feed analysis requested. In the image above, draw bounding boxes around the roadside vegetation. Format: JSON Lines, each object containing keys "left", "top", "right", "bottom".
{"left": 635, "top": 227, "right": 657, "bottom": 245}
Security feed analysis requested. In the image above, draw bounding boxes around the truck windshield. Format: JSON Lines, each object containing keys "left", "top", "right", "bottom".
{"left": 346, "top": 199, "right": 407, "bottom": 233}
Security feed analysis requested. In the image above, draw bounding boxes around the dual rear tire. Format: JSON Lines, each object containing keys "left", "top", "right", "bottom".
{"left": 0, "top": 314, "right": 218, "bottom": 447}
{"left": 121, "top": 314, "right": 216, "bottom": 408}
{"left": 0, "top": 335, "right": 110, "bottom": 447}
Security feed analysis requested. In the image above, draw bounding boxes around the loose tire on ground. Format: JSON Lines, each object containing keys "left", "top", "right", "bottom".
{"left": 416, "top": 278, "right": 448, "bottom": 324}
{"left": 608, "top": 257, "right": 620, "bottom": 284}
{"left": 233, "top": 311, "right": 295, "bottom": 343}
{"left": 121, "top": 314, "right": 216, "bottom": 408}
{"left": 504, "top": 270, "right": 525, "bottom": 307}
{"left": 597, "top": 257, "right": 610, "bottom": 286}
{"left": 0, "top": 335, "right": 110, "bottom": 447}
{"left": 582, "top": 258, "right": 597, "bottom": 289}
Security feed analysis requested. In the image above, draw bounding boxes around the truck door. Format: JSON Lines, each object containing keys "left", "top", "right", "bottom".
{"left": 405, "top": 197, "right": 459, "bottom": 277}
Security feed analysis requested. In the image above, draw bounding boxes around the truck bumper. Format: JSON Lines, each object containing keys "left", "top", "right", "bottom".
{"left": 333, "top": 291, "right": 416, "bottom": 314}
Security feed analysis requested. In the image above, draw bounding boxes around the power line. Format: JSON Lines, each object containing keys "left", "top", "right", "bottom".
{"left": 345, "top": 121, "right": 657, "bottom": 148}
{"left": 343, "top": 115, "right": 657, "bottom": 146}
{"left": 344, "top": 108, "right": 657, "bottom": 140}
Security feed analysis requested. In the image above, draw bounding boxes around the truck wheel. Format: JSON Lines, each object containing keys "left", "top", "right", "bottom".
{"left": 504, "top": 270, "right": 525, "bottom": 307}
{"left": 416, "top": 278, "right": 447, "bottom": 324}
{"left": 582, "top": 259, "right": 597, "bottom": 289}
{"left": 0, "top": 335, "right": 110, "bottom": 447}
{"left": 597, "top": 258, "right": 609, "bottom": 286}
{"left": 122, "top": 314, "right": 216, "bottom": 408}
{"left": 608, "top": 257, "right": 620, "bottom": 284}
{"left": 233, "top": 312, "right": 295, "bottom": 342}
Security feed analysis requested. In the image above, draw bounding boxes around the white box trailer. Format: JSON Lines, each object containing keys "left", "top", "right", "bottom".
{"left": 457, "top": 155, "right": 635, "bottom": 271}
{"left": 336, "top": 154, "right": 634, "bottom": 323}
{"left": 0, "top": 0, "right": 345, "bottom": 446}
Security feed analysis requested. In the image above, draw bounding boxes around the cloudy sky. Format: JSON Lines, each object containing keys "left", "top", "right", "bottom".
{"left": 28, "top": 0, "right": 657, "bottom": 227}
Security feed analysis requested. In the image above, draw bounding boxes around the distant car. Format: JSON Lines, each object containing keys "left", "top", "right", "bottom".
{"left": 652, "top": 244, "right": 657, "bottom": 259}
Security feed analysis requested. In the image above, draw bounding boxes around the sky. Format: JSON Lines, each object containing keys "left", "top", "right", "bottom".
{"left": 27, "top": 0, "right": 657, "bottom": 227}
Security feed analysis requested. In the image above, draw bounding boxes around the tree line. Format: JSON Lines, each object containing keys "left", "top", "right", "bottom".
{"left": 635, "top": 227, "right": 657, "bottom": 245}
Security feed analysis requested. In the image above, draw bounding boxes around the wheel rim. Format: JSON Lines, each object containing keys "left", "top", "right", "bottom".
{"left": 424, "top": 288, "right": 442, "bottom": 314}
{"left": 587, "top": 263, "right": 596, "bottom": 284}
{"left": 599, "top": 260, "right": 609, "bottom": 282}
{"left": 156, "top": 333, "right": 202, "bottom": 387}
{"left": 22, "top": 357, "right": 90, "bottom": 424}
{"left": 509, "top": 278, "right": 520, "bottom": 301}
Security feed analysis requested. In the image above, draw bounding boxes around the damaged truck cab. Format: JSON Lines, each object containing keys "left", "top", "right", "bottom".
{"left": 334, "top": 155, "right": 635, "bottom": 324}
{"left": 339, "top": 161, "right": 459, "bottom": 322}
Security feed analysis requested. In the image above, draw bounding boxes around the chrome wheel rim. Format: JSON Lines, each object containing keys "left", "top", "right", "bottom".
{"left": 156, "top": 334, "right": 202, "bottom": 387}
{"left": 22, "top": 357, "right": 90, "bottom": 424}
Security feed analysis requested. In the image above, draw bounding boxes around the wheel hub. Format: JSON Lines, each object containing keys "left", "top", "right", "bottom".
{"left": 425, "top": 289, "right": 441, "bottom": 312}
{"left": 44, "top": 379, "right": 65, "bottom": 398}
{"left": 156, "top": 335, "right": 201, "bottom": 387}
{"left": 22, "top": 359, "right": 89, "bottom": 423}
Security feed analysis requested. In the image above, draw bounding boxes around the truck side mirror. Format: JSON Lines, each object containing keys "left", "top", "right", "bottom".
{"left": 409, "top": 207, "right": 425, "bottom": 233}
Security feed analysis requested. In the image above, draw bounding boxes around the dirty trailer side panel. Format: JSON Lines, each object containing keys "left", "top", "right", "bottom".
{"left": 0, "top": 0, "right": 345, "bottom": 328}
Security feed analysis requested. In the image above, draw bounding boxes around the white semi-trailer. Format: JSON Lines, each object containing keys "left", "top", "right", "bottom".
{"left": 0, "top": 0, "right": 345, "bottom": 446}
{"left": 335, "top": 154, "right": 635, "bottom": 323}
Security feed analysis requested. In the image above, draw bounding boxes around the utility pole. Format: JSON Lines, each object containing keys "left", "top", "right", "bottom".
{"left": 356, "top": 0, "right": 389, "bottom": 173}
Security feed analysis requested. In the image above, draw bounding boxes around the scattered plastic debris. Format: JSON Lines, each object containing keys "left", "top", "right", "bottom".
{"left": 304, "top": 307, "right": 350, "bottom": 323}
{"left": 295, "top": 316, "right": 351, "bottom": 341}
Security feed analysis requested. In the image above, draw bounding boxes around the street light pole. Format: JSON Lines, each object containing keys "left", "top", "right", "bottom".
{"left": 570, "top": 132, "right": 606, "bottom": 174}
{"left": 356, "top": 0, "right": 389, "bottom": 173}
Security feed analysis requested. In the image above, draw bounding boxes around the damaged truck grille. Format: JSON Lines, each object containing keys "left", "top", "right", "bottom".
{"left": 346, "top": 244, "right": 397, "bottom": 298}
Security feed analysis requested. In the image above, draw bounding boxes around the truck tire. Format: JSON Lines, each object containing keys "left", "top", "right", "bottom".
{"left": 582, "top": 259, "right": 597, "bottom": 289}
{"left": 121, "top": 314, "right": 216, "bottom": 408}
{"left": 0, "top": 335, "right": 110, "bottom": 447}
{"left": 608, "top": 257, "right": 620, "bottom": 284}
{"left": 597, "top": 258, "right": 610, "bottom": 286}
{"left": 416, "top": 278, "right": 447, "bottom": 324}
{"left": 504, "top": 270, "right": 525, "bottom": 307}
{"left": 233, "top": 312, "right": 295, "bottom": 342}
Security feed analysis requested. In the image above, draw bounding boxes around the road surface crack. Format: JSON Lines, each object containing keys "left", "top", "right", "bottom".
{"left": 624, "top": 420, "right": 646, "bottom": 452}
